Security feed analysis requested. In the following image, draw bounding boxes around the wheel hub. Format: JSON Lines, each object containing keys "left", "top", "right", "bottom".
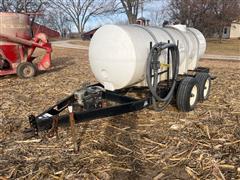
{"left": 190, "top": 85, "right": 198, "bottom": 106}
{"left": 23, "top": 66, "right": 34, "bottom": 77}
{"left": 203, "top": 79, "right": 210, "bottom": 98}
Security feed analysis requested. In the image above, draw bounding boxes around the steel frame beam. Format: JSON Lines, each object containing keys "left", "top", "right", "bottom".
{"left": 28, "top": 85, "right": 151, "bottom": 134}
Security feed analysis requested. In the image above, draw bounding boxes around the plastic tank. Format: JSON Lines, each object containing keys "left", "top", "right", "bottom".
{"left": 89, "top": 24, "right": 206, "bottom": 91}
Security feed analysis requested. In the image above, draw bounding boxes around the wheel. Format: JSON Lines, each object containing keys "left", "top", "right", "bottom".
{"left": 17, "top": 62, "right": 37, "bottom": 78}
{"left": 195, "top": 72, "right": 211, "bottom": 101}
{"left": 176, "top": 77, "right": 199, "bottom": 112}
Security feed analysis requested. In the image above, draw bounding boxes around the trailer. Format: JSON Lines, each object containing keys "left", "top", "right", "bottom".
{"left": 24, "top": 25, "right": 213, "bottom": 148}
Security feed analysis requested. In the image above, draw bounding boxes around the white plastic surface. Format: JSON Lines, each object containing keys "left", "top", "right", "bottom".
{"left": 89, "top": 24, "right": 206, "bottom": 91}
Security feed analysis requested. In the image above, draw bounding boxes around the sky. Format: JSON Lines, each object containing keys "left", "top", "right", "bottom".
{"left": 85, "top": 1, "right": 168, "bottom": 31}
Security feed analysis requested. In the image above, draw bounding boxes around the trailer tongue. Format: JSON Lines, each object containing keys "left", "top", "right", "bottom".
{"left": 26, "top": 84, "right": 151, "bottom": 136}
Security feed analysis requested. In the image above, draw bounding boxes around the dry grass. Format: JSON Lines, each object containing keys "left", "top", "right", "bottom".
{"left": 206, "top": 39, "right": 240, "bottom": 56}
{"left": 0, "top": 46, "right": 240, "bottom": 179}
{"left": 68, "top": 39, "right": 90, "bottom": 46}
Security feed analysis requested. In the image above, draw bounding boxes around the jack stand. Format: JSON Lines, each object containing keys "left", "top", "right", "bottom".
{"left": 68, "top": 106, "right": 78, "bottom": 153}
{"left": 47, "top": 115, "right": 59, "bottom": 139}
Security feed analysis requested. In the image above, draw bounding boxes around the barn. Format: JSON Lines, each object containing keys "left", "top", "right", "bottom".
{"left": 81, "top": 27, "right": 99, "bottom": 40}
{"left": 32, "top": 23, "right": 60, "bottom": 39}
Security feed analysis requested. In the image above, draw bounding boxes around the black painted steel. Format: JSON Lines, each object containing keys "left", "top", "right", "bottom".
{"left": 29, "top": 87, "right": 151, "bottom": 133}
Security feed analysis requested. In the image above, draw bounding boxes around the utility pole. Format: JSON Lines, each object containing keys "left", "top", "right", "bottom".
{"left": 141, "top": 0, "right": 144, "bottom": 17}
{"left": 23, "top": 0, "right": 27, "bottom": 13}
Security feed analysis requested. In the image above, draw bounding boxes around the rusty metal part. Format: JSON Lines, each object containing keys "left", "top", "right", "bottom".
{"left": 68, "top": 106, "right": 78, "bottom": 153}
{"left": 23, "top": 114, "right": 39, "bottom": 139}
{"left": 47, "top": 115, "right": 59, "bottom": 139}
{"left": 23, "top": 127, "right": 38, "bottom": 139}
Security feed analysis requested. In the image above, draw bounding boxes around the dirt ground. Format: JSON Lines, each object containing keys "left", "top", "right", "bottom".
{"left": 0, "top": 47, "right": 240, "bottom": 179}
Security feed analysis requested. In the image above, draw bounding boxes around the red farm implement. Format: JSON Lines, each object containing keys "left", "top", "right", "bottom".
{"left": 0, "top": 12, "right": 52, "bottom": 78}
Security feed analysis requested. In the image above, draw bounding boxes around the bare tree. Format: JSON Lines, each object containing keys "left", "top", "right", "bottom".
{"left": 0, "top": 0, "right": 48, "bottom": 13}
{"left": 37, "top": 8, "right": 72, "bottom": 37}
{"left": 211, "top": 0, "right": 240, "bottom": 40}
{"left": 168, "top": 0, "right": 240, "bottom": 38}
{"left": 120, "top": 0, "right": 142, "bottom": 24}
{"left": 147, "top": 2, "right": 167, "bottom": 26}
{"left": 168, "top": 0, "right": 212, "bottom": 27}
{"left": 51, "top": 0, "right": 118, "bottom": 34}
{"left": 0, "top": 0, "right": 49, "bottom": 28}
{"left": 119, "top": 0, "right": 160, "bottom": 24}
{"left": 0, "top": 0, "right": 8, "bottom": 11}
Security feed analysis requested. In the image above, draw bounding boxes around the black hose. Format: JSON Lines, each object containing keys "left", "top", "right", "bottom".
{"left": 146, "top": 42, "right": 180, "bottom": 111}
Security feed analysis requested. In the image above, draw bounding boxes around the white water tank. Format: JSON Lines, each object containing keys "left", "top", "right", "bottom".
{"left": 89, "top": 24, "right": 206, "bottom": 91}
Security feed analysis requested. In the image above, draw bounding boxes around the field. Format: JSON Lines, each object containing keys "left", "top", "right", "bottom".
{"left": 68, "top": 40, "right": 90, "bottom": 46}
{"left": 206, "top": 39, "right": 240, "bottom": 56}
{"left": 0, "top": 45, "right": 240, "bottom": 179}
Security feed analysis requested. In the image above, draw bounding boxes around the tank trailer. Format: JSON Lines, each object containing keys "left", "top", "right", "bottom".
{"left": 25, "top": 25, "right": 213, "bottom": 142}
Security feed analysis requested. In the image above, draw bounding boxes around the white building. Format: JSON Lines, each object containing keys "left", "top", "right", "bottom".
{"left": 222, "top": 20, "right": 240, "bottom": 39}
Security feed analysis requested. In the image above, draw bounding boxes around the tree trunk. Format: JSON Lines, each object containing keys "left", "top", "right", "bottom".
{"left": 218, "top": 24, "right": 224, "bottom": 43}
{"left": 128, "top": 14, "right": 137, "bottom": 24}
{"left": 30, "top": 16, "right": 36, "bottom": 37}
{"left": 120, "top": 0, "right": 139, "bottom": 24}
{"left": 219, "top": 29, "right": 223, "bottom": 43}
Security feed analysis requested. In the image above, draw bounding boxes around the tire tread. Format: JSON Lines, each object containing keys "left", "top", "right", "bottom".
{"left": 176, "top": 77, "right": 199, "bottom": 112}
{"left": 17, "top": 62, "right": 37, "bottom": 78}
{"left": 195, "top": 73, "right": 211, "bottom": 100}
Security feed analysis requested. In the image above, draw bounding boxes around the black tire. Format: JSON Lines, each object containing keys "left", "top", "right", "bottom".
{"left": 195, "top": 72, "right": 211, "bottom": 101}
{"left": 176, "top": 77, "right": 199, "bottom": 112}
{"left": 17, "top": 62, "right": 37, "bottom": 78}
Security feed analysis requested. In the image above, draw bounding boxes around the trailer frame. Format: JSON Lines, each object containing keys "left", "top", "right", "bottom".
{"left": 25, "top": 64, "right": 211, "bottom": 138}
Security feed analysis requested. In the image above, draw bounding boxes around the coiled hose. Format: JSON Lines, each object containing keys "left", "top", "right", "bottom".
{"left": 146, "top": 42, "right": 180, "bottom": 111}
